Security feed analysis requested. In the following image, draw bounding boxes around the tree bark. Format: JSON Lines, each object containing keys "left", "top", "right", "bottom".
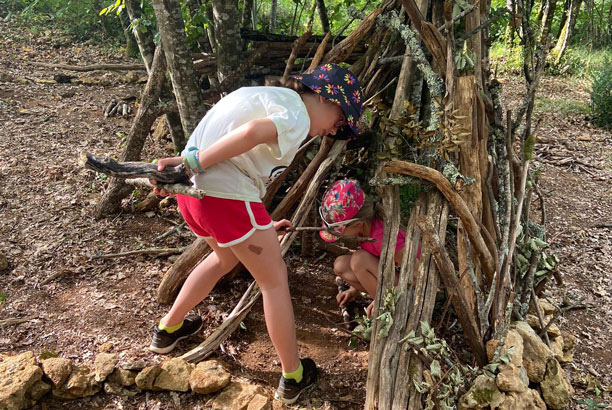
{"left": 316, "top": 0, "right": 330, "bottom": 33}
{"left": 211, "top": 0, "right": 244, "bottom": 83}
{"left": 95, "top": 46, "right": 174, "bottom": 219}
{"left": 552, "top": 0, "right": 583, "bottom": 64}
{"left": 124, "top": 0, "right": 156, "bottom": 71}
{"left": 540, "top": 0, "right": 558, "bottom": 41}
{"left": 151, "top": 0, "right": 205, "bottom": 135}
{"left": 269, "top": 0, "right": 278, "bottom": 33}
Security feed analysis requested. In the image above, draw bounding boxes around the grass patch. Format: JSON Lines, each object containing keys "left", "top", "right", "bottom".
{"left": 550, "top": 46, "right": 612, "bottom": 79}
{"left": 535, "top": 96, "right": 588, "bottom": 116}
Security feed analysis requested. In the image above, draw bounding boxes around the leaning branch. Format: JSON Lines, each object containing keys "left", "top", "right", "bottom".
{"left": 382, "top": 159, "right": 496, "bottom": 280}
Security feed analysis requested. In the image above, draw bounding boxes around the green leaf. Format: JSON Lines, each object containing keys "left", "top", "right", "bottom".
{"left": 430, "top": 359, "right": 442, "bottom": 378}
{"left": 99, "top": 7, "right": 108, "bottom": 15}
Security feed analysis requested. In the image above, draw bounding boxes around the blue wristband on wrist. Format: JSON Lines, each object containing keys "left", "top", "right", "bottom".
{"left": 184, "top": 146, "right": 205, "bottom": 173}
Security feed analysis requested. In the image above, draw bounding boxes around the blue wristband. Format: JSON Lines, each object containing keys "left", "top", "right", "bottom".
{"left": 184, "top": 146, "right": 205, "bottom": 173}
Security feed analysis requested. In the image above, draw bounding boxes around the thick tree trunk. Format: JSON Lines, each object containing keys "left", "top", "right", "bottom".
{"left": 242, "top": 0, "right": 255, "bottom": 32}
{"left": 151, "top": 0, "right": 205, "bottom": 135}
{"left": 540, "top": 0, "right": 558, "bottom": 41}
{"left": 210, "top": 0, "right": 244, "bottom": 83}
{"left": 95, "top": 46, "right": 175, "bottom": 219}
{"left": 316, "top": 0, "right": 330, "bottom": 33}
{"left": 269, "top": 0, "right": 278, "bottom": 33}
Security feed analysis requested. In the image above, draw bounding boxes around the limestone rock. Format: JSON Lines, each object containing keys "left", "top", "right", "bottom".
{"left": 499, "top": 389, "right": 546, "bottom": 410}
{"left": 103, "top": 381, "right": 138, "bottom": 397}
{"left": 550, "top": 336, "right": 564, "bottom": 361}
{"left": 485, "top": 339, "right": 499, "bottom": 362}
{"left": 41, "top": 357, "right": 73, "bottom": 388}
{"left": 121, "top": 359, "right": 147, "bottom": 371}
{"left": 247, "top": 394, "right": 271, "bottom": 410}
{"left": 560, "top": 331, "right": 576, "bottom": 363}
{"left": 502, "top": 329, "right": 524, "bottom": 366}
{"left": 107, "top": 368, "right": 136, "bottom": 387}
{"left": 207, "top": 382, "right": 268, "bottom": 410}
{"left": 135, "top": 365, "right": 161, "bottom": 391}
{"left": 52, "top": 365, "right": 101, "bottom": 399}
{"left": 526, "top": 314, "right": 560, "bottom": 337}
{"left": 496, "top": 363, "right": 528, "bottom": 393}
{"left": 190, "top": 359, "right": 231, "bottom": 394}
{"left": 458, "top": 375, "right": 505, "bottom": 410}
{"left": 0, "top": 352, "right": 50, "bottom": 410}
{"left": 93, "top": 353, "right": 118, "bottom": 383}
{"left": 538, "top": 298, "right": 558, "bottom": 315}
{"left": 153, "top": 358, "right": 193, "bottom": 392}
{"left": 541, "top": 357, "right": 574, "bottom": 409}
{"left": 511, "top": 321, "right": 552, "bottom": 382}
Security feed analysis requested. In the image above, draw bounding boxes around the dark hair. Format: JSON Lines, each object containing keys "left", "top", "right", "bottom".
{"left": 268, "top": 76, "right": 314, "bottom": 95}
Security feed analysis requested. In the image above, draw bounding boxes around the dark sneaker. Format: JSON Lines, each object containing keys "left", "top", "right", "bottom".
{"left": 148, "top": 315, "right": 203, "bottom": 354}
{"left": 274, "top": 358, "right": 318, "bottom": 404}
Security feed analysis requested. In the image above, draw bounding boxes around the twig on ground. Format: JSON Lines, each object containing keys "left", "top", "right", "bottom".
{"left": 538, "top": 303, "right": 587, "bottom": 339}
{"left": 0, "top": 316, "right": 36, "bottom": 328}
{"left": 91, "top": 247, "right": 187, "bottom": 259}
{"left": 154, "top": 221, "right": 187, "bottom": 242}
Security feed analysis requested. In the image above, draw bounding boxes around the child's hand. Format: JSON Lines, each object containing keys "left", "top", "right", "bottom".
{"left": 273, "top": 219, "right": 293, "bottom": 236}
{"left": 150, "top": 156, "right": 183, "bottom": 197}
{"left": 366, "top": 301, "right": 375, "bottom": 318}
{"left": 336, "top": 287, "right": 359, "bottom": 307}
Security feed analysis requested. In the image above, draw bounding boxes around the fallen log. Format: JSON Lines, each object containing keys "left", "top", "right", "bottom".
{"left": 29, "top": 62, "right": 146, "bottom": 71}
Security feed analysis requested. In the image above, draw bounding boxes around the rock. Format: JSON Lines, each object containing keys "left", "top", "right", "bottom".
{"left": 0, "top": 251, "right": 9, "bottom": 272}
{"left": 538, "top": 298, "right": 558, "bottom": 315}
{"left": 486, "top": 339, "right": 499, "bottom": 362}
{"left": 0, "top": 351, "right": 51, "bottom": 410}
{"left": 207, "top": 382, "right": 268, "bottom": 410}
{"left": 247, "top": 394, "right": 271, "bottom": 410}
{"left": 135, "top": 365, "right": 161, "bottom": 391}
{"left": 121, "top": 359, "right": 147, "bottom": 371}
{"left": 560, "top": 331, "right": 576, "bottom": 363}
{"left": 511, "top": 321, "right": 552, "bottom": 382}
{"left": 550, "top": 336, "right": 564, "bottom": 361}
{"left": 526, "top": 314, "right": 561, "bottom": 337}
{"left": 190, "top": 359, "right": 232, "bottom": 394}
{"left": 458, "top": 375, "right": 505, "bottom": 410}
{"left": 496, "top": 363, "right": 528, "bottom": 393}
{"left": 41, "top": 357, "right": 73, "bottom": 388}
{"left": 107, "top": 368, "right": 136, "bottom": 387}
{"left": 541, "top": 357, "right": 574, "bottom": 409}
{"left": 97, "top": 342, "right": 113, "bottom": 353}
{"left": 103, "top": 381, "right": 138, "bottom": 397}
{"left": 499, "top": 389, "right": 546, "bottom": 410}
{"left": 52, "top": 365, "right": 101, "bottom": 399}
{"left": 93, "top": 353, "right": 118, "bottom": 382}
{"left": 153, "top": 358, "right": 193, "bottom": 392}
{"left": 502, "top": 329, "right": 524, "bottom": 366}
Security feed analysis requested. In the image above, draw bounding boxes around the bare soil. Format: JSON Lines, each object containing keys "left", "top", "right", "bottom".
{"left": 0, "top": 20, "right": 610, "bottom": 409}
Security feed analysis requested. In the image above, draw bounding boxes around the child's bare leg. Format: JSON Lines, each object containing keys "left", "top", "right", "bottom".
{"left": 333, "top": 255, "right": 365, "bottom": 292}
{"left": 161, "top": 238, "right": 239, "bottom": 327}
{"left": 349, "top": 250, "right": 380, "bottom": 300}
{"left": 230, "top": 228, "right": 300, "bottom": 374}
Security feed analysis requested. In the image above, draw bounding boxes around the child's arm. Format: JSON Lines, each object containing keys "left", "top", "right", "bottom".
{"left": 153, "top": 118, "right": 279, "bottom": 196}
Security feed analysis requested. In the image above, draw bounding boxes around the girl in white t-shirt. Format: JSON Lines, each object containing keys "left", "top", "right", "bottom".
{"left": 149, "top": 64, "right": 363, "bottom": 404}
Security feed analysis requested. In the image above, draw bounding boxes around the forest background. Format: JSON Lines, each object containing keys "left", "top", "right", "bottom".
{"left": 0, "top": 0, "right": 612, "bottom": 408}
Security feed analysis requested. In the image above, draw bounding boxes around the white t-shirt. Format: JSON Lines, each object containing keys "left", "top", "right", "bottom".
{"left": 182, "top": 87, "right": 311, "bottom": 202}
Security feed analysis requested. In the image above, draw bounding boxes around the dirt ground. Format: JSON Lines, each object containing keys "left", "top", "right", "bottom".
{"left": 0, "top": 20, "right": 610, "bottom": 409}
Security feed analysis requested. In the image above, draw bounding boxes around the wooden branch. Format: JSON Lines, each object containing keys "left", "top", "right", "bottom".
{"left": 29, "top": 62, "right": 146, "bottom": 71}
{"left": 382, "top": 160, "right": 496, "bottom": 280}
{"left": 323, "top": 7, "right": 382, "bottom": 64}
{"left": 124, "top": 178, "right": 205, "bottom": 199}
{"left": 401, "top": 0, "right": 448, "bottom": 73}
{"left": 308, "top": 32, "right": 331, "bottom": 71}
{"left": 286, "top": 226, "right": 376, "bottom": 242}
{"left": 91, "top": 247, "right": 187, "bottom": 259}
{"left": 282, "top": 30, "right": 312, "bottom": 81}
{"left": 0, "top": 316, "right": 36, "bottom": 328}
{"left": 418, "top": 215, "right": 487, "bottom": 365}
{"left": 82, "top": 153, "right": 191, "bottom": 184}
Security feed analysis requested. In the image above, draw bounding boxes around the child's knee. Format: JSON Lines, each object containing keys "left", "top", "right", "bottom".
{"left": 333, "top": 255, "right": 350, "bottom": 275}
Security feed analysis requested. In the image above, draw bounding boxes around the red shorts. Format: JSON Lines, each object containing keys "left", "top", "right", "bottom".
{"left": 176, "top": 195, "right": 273, "bottom": 247}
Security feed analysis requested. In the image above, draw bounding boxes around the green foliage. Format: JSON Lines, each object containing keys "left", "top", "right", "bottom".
{"left": 577, "top": 387, "right": 609, "bottom": 410}
{"left": 534, "top": 96, "right": 588, "bottom": 117}
{"left": 0, "top": 292, "right": 6, "bottom": 304}
{"left": 39, "top": 350, "right": 58, "bottom": 360}
{"left": 551, "top": 47, "right": 612, "bottom": 78}
{"left": 490, "top": 43, "right": 524, "bottom": 74}
{"left": 15, "top": 0, "right": 124, "bottom": 41}
{"left": 590, "top": 58, "right": 612, "bottom": 128}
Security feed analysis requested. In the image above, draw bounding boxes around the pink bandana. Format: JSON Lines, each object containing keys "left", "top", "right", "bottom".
{"left": 319, "top": 179, "right": 365, "bottom": 242}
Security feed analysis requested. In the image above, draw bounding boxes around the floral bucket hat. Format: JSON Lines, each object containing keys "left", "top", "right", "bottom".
{"left": 319, "top": 179, "right": 365, "bottom": 242}
{"left": 293, "top": 63, "right": 363, "bottom": 140}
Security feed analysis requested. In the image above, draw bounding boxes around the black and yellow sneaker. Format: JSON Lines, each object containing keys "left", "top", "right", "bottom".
{"left": 274, "top": 358, "right": 318, "bottom": 404}
{"left": 148, "top": 315, "right": 203, "bottom": 354}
